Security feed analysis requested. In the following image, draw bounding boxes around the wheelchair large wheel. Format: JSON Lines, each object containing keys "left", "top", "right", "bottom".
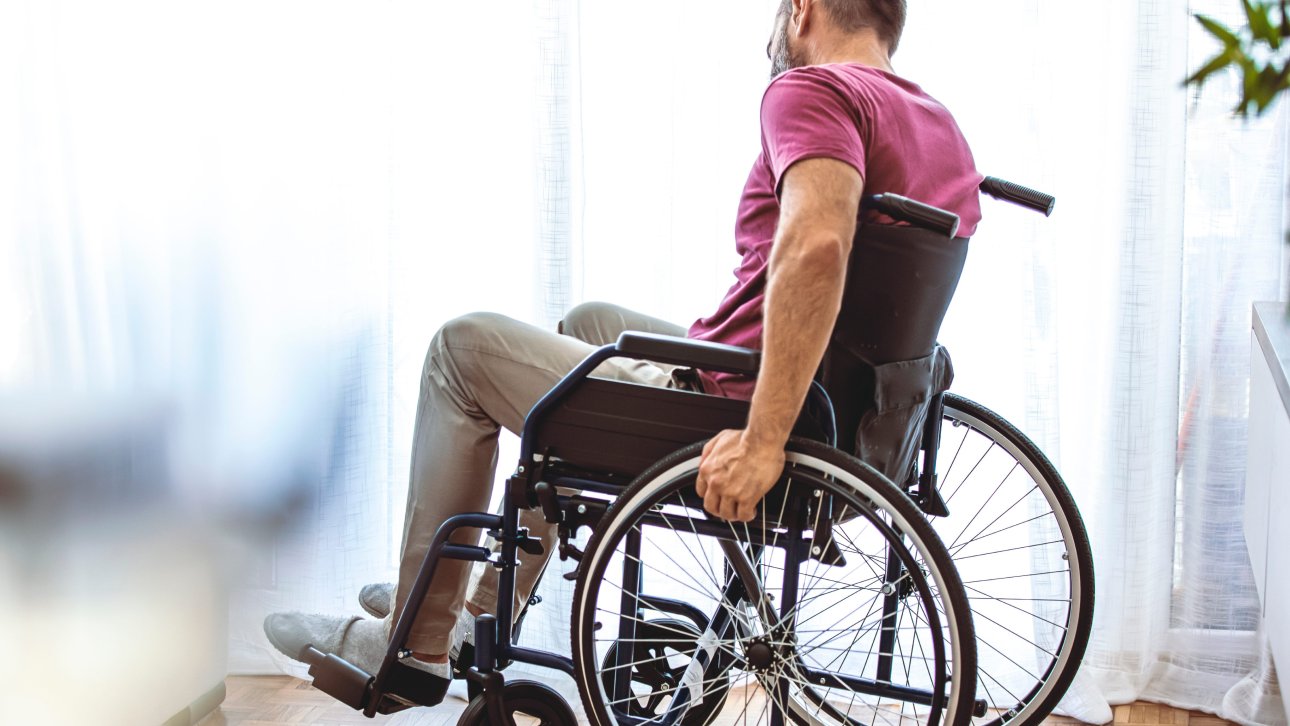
{"left": 572, "top": 437, "right": 977, "bottom": 726}
{"left": 922, "top": 395, "right": 1094, "bottom": 726}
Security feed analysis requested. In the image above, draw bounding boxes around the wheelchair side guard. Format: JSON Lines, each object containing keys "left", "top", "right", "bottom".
{"left": 516, "top": 336, "right": 833, "bottom": 486}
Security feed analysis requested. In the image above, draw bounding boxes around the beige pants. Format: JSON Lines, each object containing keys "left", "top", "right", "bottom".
{"left": 392, "top": 302, "right": 688, "bottom": 655}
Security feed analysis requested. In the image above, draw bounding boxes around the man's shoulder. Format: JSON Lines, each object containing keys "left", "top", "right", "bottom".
{"left": 762, "top": 65, "right": 859, "bottom": 112}
{"left": 766, "top": 64, "right": 931, "bottom": 108}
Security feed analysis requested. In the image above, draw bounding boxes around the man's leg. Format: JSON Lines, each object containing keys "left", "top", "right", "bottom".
{"left": 358, "top": 302, "right": 692, "bottom": 624}
{"left": 558, "top": 300, "right": 688, "bottom": 344}
{"left": 394, "top": 311, "right": 679, "bottom": 658}
{"left": 463, "top": 302, "right": 688, "bottom": 618}
{"left": 264, "top": 307, "right": 687, "bottom": 693}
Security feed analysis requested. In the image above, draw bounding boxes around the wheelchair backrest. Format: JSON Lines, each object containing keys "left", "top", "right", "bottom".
{"left": 819, "top": 224, "right": 968, "bottom": 485}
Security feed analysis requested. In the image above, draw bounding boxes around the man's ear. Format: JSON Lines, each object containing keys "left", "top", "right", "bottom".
{"left": 793, "top": 0, "right": 813, "bottom": 36}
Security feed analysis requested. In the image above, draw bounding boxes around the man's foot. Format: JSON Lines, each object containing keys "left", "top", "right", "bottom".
{"left": 262, "top": 612, "right": 450, "bottom": 708}
{"left": 358, "top": 583, "right": 393, "bottom": 618}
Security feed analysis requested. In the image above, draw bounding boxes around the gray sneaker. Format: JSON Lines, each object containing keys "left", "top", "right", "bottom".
{"left": 263, "top": 612, "right": 384, "bottom": 672}
{"left": 358, "top": 582, "right": 394, "bottom": 618}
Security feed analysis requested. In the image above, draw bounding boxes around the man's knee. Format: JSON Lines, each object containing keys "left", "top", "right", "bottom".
{"left": 559, "top": 301, "right": 615, "bottom": 339}
{"left": 425, "top": 311, "right": 509, "bottom": 376}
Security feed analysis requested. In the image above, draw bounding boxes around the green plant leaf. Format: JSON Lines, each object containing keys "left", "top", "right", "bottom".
{"left": 1186, "top": 6, "right": 1290, "bottom": 117}
{"left": 1252, "top": 60, "right": 1290, "bottom": 112}
{"left": 1244, "top": 0, "right": 1277, "bottom": 44}
{"left": 1238, "top": 57, "right": 1259, "bottom": 115}
{"left": 1196, "top": 13, "right": 1242, "bottom": 47}
{"left": 1185, "top": 49, "right": 1238, "bottom": 89}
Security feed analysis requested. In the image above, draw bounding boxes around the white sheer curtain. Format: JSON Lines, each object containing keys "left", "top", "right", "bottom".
{"left": 3, "top": 0, "right": 1287, "bottom": 723}
{"left": 929, "top": 0, "right": 1290, "bottom": 719}
{"left": 576, "top": 0, "right": 1285, "bottom": 723}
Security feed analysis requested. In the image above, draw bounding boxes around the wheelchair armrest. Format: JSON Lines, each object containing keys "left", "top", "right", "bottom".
{"left": 615, "top": 332, "right": 761, "bottom": 376}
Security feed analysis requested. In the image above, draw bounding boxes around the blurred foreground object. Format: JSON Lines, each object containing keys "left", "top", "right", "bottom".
{"left": 0, "top": 396, "right": 228, "bottom": 726}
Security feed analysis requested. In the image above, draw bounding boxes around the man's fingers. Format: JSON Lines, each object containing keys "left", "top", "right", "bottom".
{"left": 704, "top": 492, "right": 722, "bottom": 519}
{"left": 719, "top": 498, "right": 740, "bottom": 522}
{"left": 695, "top": 468, "right": 708, "bottom": 497}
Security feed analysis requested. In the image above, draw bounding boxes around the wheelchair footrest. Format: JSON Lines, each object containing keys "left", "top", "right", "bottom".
{"left": 382, "top": 660, "right": 451, "bottom": 708}
{"left": 303, "top": 647, "right": 371, "bottom": 710}
{"left": 301, "top": 646, "right": 451, "bottom": 714}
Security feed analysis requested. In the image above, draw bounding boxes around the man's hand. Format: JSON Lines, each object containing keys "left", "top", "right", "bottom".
{"left": 695, "top": 429, "right": 787, "bottom": 522}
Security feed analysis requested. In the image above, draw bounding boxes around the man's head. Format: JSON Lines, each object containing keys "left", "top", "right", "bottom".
{"left": 769, "top": 0, "right": 907, "bottom": 79}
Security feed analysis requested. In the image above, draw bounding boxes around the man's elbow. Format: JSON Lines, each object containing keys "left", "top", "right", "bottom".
{"left": 774, "top": 232, "right": 852, "bottom": 274}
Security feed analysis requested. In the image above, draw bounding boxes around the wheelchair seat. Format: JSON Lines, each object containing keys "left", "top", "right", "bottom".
{"left": 527, "top": 378, "right": 828, "bottom": 479}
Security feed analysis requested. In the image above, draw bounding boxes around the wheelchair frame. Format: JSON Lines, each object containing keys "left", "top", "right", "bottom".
{"left": 298, "top": 178, "right": 1087, "bottom": 726}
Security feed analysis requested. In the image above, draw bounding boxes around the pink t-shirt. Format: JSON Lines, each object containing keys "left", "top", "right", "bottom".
{"left": 687, "top": 63, "right": 983, "bottom": 399}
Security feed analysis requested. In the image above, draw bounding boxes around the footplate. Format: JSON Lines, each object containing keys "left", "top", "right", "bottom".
{"left": 299, "top": 646, "right": 449, "bottom": 715}
{"left": 302, "top": 647, "right": 371, "bottom": 709}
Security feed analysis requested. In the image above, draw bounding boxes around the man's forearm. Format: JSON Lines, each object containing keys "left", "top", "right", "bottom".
{"left": 695, "top": 157, "right": 859, "bottom": 522}
{"left": 744, "top": 238, "right": 848, "bottom": 448}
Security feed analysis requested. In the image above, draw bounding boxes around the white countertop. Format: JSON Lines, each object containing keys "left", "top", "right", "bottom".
{"left": 1254, "top": 302, "right": 1290, "bottom": 415}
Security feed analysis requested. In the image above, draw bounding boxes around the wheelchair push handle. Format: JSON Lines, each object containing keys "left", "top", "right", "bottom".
{"left": 863, "top": 193, "right": 961, "bottom": 238}
{"left": 980, "top": 176, "right": 1056, "bottom": 216}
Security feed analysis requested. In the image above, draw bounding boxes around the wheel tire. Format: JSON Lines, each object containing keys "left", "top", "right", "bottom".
{"left": 572, "top": 437, "right": 978, "bottom": 726}
{"left": 930, "top": 394, "right": 1095, "bottom": 726}
{"left": 455, "top": 680, "right": 577, "bottom": 726}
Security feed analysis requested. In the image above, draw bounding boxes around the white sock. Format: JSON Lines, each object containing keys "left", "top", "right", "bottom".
{"left": 379, "top": 616, "right": 453, "bottom": 680}
{"left": 450, "top": 606, "right": 476, "bottom": 660}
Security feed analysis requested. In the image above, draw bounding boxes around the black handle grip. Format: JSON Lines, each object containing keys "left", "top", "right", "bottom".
{"left": 980, "top": 176, "right": 1055, "bottom": 216}
{"left": 864, "top": 194, "right": 961, "bottom": 238}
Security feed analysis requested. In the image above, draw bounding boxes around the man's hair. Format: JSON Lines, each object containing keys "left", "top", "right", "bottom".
{"left": 783, "top": 0, "right": 908, "bottom": 55}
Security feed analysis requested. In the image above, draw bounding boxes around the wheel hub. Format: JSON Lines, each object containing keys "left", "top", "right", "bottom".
{"left": 744, "top": 639, "right": 775, "bottom": 672}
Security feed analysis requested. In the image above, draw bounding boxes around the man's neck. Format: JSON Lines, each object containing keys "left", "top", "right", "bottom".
{"left": 809, "top": 36, "right": 894, "bottom": 74}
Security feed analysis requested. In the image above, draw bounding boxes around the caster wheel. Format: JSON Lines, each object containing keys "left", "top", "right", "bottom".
{"left": 456, "top": 680, "right": 577, "bottom": 726}
{"left": 599, "top": 618, "right": 730, "bottom": 725}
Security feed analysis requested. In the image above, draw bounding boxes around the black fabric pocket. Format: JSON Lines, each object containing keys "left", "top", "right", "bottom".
{"left": 854, "top": 346, "right": 954, "bottom": 486}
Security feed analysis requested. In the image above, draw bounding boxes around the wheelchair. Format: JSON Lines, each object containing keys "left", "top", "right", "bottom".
{"left": 298, "top": 177, "right": 1093, "bottom": 726}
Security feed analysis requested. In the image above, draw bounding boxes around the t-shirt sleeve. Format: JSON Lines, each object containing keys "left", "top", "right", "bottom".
{"left": 760, "top": 68, "right": 868, "bottom": 195}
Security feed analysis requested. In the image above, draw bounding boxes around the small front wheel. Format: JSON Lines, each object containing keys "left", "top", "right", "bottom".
{"left": 456, "top": 680, "right": 577, "bottom": 726}
{"left": 599, "top": 617, "right": 730, "bottom": 724}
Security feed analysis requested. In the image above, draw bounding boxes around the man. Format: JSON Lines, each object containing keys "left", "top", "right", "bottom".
{"left": 264, "top": 0, "right": 982, "bottom": 707}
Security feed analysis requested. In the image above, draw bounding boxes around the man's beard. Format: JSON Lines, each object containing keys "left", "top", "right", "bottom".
{"left": 769, "top": 20, "right": 804, "bottom": 79}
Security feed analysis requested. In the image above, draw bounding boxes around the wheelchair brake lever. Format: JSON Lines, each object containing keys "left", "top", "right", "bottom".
{"left": 516, "top": 532, "right": 545, "bottom": 557}
{"left": 533, "top": 481, "right": 563, "bottom": 524}
{"left": 559, "top": 541, "right": 585, "bottom": 580}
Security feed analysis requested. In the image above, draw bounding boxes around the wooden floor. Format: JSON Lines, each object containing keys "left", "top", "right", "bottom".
{"left": 202, "top": 676, "right": 1240, "bottom": 726}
